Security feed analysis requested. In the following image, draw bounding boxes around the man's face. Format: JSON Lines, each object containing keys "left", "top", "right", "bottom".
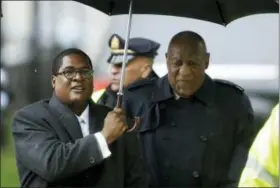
{"left": 166, "top": 42, "right": 209, "bottom": 98}
{"left": 52, "top": 54, "right": 93, "bottom": 104}
{"left": 109, "top": 57, "right": 146, "bottom": 92}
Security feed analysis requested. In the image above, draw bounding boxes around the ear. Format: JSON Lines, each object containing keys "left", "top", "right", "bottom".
{"left": 51, "top": 75, "right": 56, "bottom": 89}
{"left": 140, "top": 63, "right": 152, "bottom": 79}
{"left": 204, "top": 52, "right": 210, "bottom": 69}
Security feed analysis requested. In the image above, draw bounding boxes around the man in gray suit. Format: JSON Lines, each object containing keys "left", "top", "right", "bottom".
{"left": 12, "top": 48, "right": 148, "bottom": 188}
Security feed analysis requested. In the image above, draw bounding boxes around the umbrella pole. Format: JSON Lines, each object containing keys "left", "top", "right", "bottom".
{"left": 115, "top": 0, "right": 138, "bottom": 133}
{"left": 116, "top": 0, "right": 133, "bottom": 108}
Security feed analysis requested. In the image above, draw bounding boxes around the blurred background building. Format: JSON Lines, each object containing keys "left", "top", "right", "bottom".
{"left": 0, "top": 1, "right": 278, "bottom": 187}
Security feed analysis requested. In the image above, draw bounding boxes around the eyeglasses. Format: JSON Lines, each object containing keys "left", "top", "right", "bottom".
{"left": 55, "top": 69, "right": 93, "bottom": 79}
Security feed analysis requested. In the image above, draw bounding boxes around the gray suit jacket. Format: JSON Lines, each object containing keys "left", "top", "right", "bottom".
{"left": 12, "top": 94, "right": 148, "bottom": 188}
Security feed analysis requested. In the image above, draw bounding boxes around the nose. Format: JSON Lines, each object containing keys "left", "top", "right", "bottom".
{"left": 73, "top": 71, "right": 83, "bottom": 81}
{"left": 179, "top": 63, "right": 192, "bottom": 76}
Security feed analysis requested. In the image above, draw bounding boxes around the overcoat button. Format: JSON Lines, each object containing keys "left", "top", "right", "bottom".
{"left": 193, "top": 171, "right": 200, "bottom": 178}
{"left": 200, "top": 135, "right": 208, "bottom": 142}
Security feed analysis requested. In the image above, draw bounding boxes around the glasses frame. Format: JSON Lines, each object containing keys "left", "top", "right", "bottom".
{"left": 55, "top": 69, "right": 93, "bottom": 80}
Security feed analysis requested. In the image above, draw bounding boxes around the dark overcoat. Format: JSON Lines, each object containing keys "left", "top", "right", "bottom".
{"left": 123, "top": 74, "right": 257, "bottom": 187}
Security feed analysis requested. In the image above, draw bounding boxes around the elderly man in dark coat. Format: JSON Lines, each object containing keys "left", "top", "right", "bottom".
{"left": 123, "top": 31, "right": 258, "bottom": 187}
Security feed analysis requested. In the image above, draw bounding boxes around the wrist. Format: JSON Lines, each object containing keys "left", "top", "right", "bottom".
{"left": 101, "top": 130, "right": 111, "bottom": 144}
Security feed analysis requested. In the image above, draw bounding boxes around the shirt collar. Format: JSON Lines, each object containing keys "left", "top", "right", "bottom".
{"left": 76, "top": 105, "right": 90, "bottom": 124}
{"left": 153, "top": 74, "right": 214, "bottom": 105}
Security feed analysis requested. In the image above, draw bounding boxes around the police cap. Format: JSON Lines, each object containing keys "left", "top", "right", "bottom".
{"left": 107, "top": 34, "right": 160, "bottom": 65}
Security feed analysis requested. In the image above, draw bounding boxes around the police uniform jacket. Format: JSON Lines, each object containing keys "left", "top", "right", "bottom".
{"left": 97, "top": 70, "right": 159, "bottom": 109}
{"left": 123, "top": 74, "right": 258, "bottom": 187}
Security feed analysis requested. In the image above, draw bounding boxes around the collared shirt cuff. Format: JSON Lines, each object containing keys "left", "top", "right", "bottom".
{"left": 94, "top": 132, "right": 111, "bottom": 159}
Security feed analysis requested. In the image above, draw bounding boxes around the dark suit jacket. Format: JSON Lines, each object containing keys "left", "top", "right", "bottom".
{"left": 12, "top": 94, "right": 148, "bottom": 188}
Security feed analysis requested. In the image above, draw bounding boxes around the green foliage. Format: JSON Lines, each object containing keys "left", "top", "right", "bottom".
{"left": 1, "top": 116, "right": 20, "bottom": 187}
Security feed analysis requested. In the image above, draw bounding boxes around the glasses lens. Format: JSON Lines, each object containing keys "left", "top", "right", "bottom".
{"left": 64, "top": 70, "right": 76, "bottom": 79}
{"left": 80, "top": 69, "right": 93, "bottom": 78}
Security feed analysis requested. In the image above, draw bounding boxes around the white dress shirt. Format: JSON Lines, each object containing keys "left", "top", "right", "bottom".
{"left": 76, "top": 105, "right": 111, "bottom": 159}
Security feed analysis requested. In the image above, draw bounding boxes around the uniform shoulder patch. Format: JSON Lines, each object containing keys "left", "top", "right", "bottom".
{"left": 214, "top": 79, "right": 244, "bottom": 93}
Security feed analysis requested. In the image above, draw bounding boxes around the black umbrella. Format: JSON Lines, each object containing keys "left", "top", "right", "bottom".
{"left": 75, "top": 0, "right": 278, "bottom": 25}
{"left": 74, "top": 0, "right": 278, "bottom": 131}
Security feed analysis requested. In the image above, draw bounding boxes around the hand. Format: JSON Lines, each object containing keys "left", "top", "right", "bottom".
{"left": 101, "top": 108, "right": 128, "bottom": 144}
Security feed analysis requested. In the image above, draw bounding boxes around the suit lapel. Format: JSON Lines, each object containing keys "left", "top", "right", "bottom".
{"left": 49, "top": 93, "right": 83, "bottom": 141}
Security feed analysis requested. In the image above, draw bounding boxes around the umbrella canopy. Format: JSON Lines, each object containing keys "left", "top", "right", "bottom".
{"left": 74, "top": 0, "right": 279, "bottom": 26}
{"left": 72, "top": 0, "right": 278, "bottom": 132}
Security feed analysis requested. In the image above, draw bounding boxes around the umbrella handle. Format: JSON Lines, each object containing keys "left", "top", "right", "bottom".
{"left": 116, "top": 94, "right": 123, "bottom": 108}
{"left": 116, "top": 93, "right": 139, "bottom": 132}
{"left": 127, "top": 117, "right": 140, "bottom": 132}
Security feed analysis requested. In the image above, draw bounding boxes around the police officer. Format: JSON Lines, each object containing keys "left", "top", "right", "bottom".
{"left": 123, "top": 31, "right": 258, "bottom": 187}
{"left": 91, "top": 34, "right": 160, "bottom": 108}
